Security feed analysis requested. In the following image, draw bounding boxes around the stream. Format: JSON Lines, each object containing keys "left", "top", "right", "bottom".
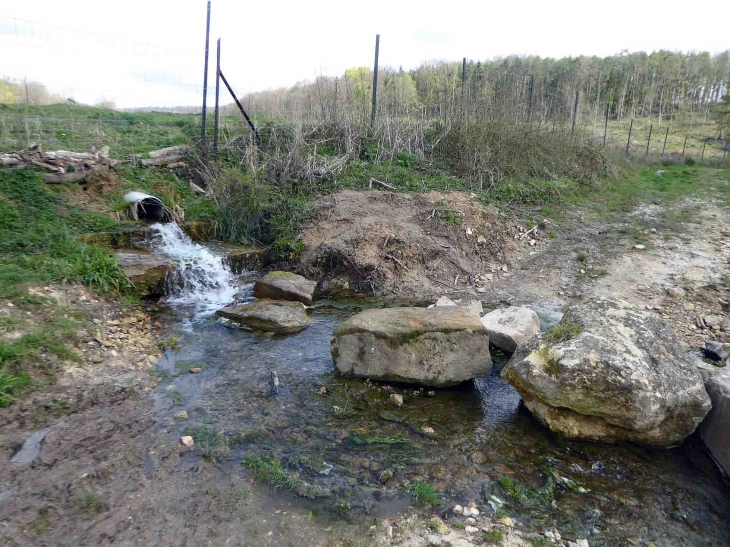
{"left": 147, "top": 223, "right": 730, "bottom": 545}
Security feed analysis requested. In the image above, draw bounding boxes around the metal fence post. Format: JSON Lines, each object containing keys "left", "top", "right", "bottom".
{"left": 603, "top": 103, "right": 609, "bottom": 146}
{"left": 645, "top": 123, "right": 652, "bottom": 157}
{"left": 626, "top": 119, "right": 633, "bottom": 155}
{"left": 213, "top": 38, "right": 220, "bottom": 152}
{"left": 571, "top": 88, "right": 579, "bottom": 136}
{"left": 682, "top": 135, "right": 688, "bottom": 157}
{"left": 661, "top": 126, "right": 669, "bottom": 156}
{"left": 200, "top": 0, "right": 211, "bottom": 148}
{"left": 370, "top": 34, "right": 380, "bottom": 128}
{"left": 701, "top": 139, "right": 707, "bottom": 161}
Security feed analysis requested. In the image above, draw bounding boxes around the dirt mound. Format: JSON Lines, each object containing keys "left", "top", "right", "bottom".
{"left": 299, "top": 190, "right": 525, "bottom": 299}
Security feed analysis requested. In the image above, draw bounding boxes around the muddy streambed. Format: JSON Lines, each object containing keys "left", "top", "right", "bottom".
{"left": 148, "top": 299, "right": 730, "bottom": 545}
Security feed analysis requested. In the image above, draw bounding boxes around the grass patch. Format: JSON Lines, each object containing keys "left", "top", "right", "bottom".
{"left": 186, "top": 425, "right": 230, "bottom": 463}
{"left": 0, "top": 367, "right": 30, "bottom": 406}
{"left": 408, "top": 480, "right": 440, "bottom": 507}
{"left": 0, "top": 169, "right": 131, "bottom": 294}
{"left": 543, "top": 321, "right": 583, "bottom": 344}
{"left": 71, "top": 489, "right": 106, "bottom": 513}
{"left": 484, "top": 529, "right": 506, "bottom": 543}
{"left": 242, "top": 454, "right": 302, "bottom": 491}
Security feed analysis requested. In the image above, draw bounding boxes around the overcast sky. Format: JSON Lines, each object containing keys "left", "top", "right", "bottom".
{"left": 2, "top": 0, "right": 729, "bottom": 108}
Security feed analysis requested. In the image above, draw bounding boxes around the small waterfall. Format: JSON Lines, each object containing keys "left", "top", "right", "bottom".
{"left": 150, "top": 222, "right": 238, "bottom": 314}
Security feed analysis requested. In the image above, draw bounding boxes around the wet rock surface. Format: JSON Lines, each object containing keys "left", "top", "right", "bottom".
{"left": 216, "top": 299, "right": 313, "bottom": 333}
{"left": 254, "top": 271, "right": 317, "bottom": 305}
{"left": 331, "top": 306, "right": 491, "bottom": 386}
{"left": 480, "top": 306, "right": 540, "bottom": 353}
{"left": 116, "top": 250, "right": 175, "bottom": 296}
{"left": 502, "top": 298, "right": 711, "bottom": 446}
{"left": 700, "top": 375, "right": 730, "bottom": 476}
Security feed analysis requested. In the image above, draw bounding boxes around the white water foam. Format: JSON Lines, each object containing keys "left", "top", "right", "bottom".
{"left": 150, "top": 222, "right": 238, "bottom": 315}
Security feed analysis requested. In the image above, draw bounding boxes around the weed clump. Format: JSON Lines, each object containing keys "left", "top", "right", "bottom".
{"left": 484, "top": 529, "right": 506, "bottom": 543}
{"left": 187, "top": 425, "right": 230, "bottom": 463}
{"left": 408, "top": 480, "right": 440, "bottom": 507}
{"left": 543, "top": 321, "right": 583, "bottom": 344}
{"left": 242, "top": 454, "right": 302, "bottom": 491}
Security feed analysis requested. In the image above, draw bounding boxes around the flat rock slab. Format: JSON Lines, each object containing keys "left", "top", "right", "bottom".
{"left": 11, "top": 429, "right": 50, "bottom": 468}
{"left": 116, "top": 250, "right": 175, "bottom": 297}
{"left": 480, "top": 306, "right": 540, "bottom": 353}
{"left": 501, "top": 298, "right": 711, "bottom": 447}
{"left": 700, "top": 375, "right": 730, "bottom": 476}
{"left": 254, "top": 271, "right": 317, "bottom": 305}
{"left": 331, "top": 307, "right": 491, "bottom": 387}
{"left": 216, "top": 299, "right": 313, "bottom": 334}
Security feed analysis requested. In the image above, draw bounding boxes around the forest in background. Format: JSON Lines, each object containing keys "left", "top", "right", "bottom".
{"left": 232, "top": 50, "right": 730, "bottom": 135}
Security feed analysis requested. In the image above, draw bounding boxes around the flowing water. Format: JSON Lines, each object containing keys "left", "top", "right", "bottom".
{"left": 148, "top": 228, "right": 730, "bottom": 545}
{"left": 150, "top": 222, "right": 242, "bottom": 316}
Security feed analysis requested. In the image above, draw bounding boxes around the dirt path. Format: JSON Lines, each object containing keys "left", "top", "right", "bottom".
{"left": 1, "top": 194, "right": 729, "bottom": 546}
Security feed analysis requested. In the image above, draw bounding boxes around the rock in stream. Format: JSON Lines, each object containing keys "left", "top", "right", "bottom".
{"left": 216, "top": 299, "right": 313, "bottom": 334}
{"left": 331, "top": 306, "right": 491, "bottom": 387}
{"left": 253, "top": 271, "right": 317, "bottom": 305}
{"left": 501, "top": 298, "right": 711, "bottom": 446}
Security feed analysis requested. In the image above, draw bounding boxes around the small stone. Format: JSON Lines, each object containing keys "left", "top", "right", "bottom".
{"left": 422, "top": 426, "right": 435, "bottom": 434}
{"left": 189, "top": 367, "right": 202, "bottom": 374}
{"left": 684, "top": 303, "right": 695, "bottom": 312}
{"left": 499, "top": 516, "right": 514, "bottom": 527}
{"left": 427, "top": 390, "right": 436, "bottom": 397}
{"left": 666, "top": 286, "right": 685, "bottom": 298}
{"left": 174, "top": 410, "right": 188, "bottom": 419}
{"left": 462, "top": 507, "right": 479, "bottom": 517}
{"left": 704, "top": 315, "right": 724, "bottom": 328}
{"left": 379, "top": 469, "right": 394, "bottom": 483}
{"left": 466, "top": 228, "right": 473, "bottom": 237}
{"left": 470, "top": 452, "right": 487, "bottom": 464}
{"left": 634, "top": 244, "right": 646, "bottom": 250}
{"left": 451, "top": 504, "right": 463, "bottom": 515}
{"left": 529, "top": 239, "right": 537, "bottom": 246}
{"left": 477, "top": 235, "right": 487, "bottom": 245}
{"left": 389, "top": 393, "right": 404, "bottom": 407}
{"left": 465, "top": 517, "right": 476, "bottom": 524}
{"left": 464, "top": 526, "right": 479, "bottom": 533}
{"left": 179, "top": 436, "right": 194, "bottom": 447}
{"left": 318, "top": 386, "right": 327, "bottom": 395}
{"left": 467, "top": 501, "right": 477, "bottom": 509}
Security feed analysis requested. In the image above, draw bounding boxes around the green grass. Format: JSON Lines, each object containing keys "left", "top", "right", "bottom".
{"left": 543, "top": 321, "right": 583, "bottom": 344}
{"left": 484, "top": 529, "right": 506, "bottom": 543}
{"left": 0, "top": 103, "right": 214, "bottom": 156}
{"left": 0, "top": 367, "right": 30, "bottom": 406}
{"left": 71, "top": 489, "right": 106, "bottom": 513}
{"left": 409, "top": 480, "right": 440, "bottom": 507}
{"left": 0, "top": 169, "right": 131, "bottom": 294}
{"left": 186, "top": 425, "right": 230, "bottom": 463}
{"left": 242, "top": 454, "right": 303, "bottom": 491}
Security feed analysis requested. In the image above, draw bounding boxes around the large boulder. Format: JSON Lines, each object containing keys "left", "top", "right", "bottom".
{"left": 331, "top": 307, "right": 491, "bottom": 387}
{"left": 429, "top": 296, "right": 482, "bottom": 318}
{"left": 700, "top": 375, "right": 730, "bottom": 476}
{"left": 216, "top": 300, "right": 313, "bottom": 334}
{"left": 501, "top": 298, "right": 711, "bottom": 447}
{"left": 480, "top": 306, "right": 540, "bottom": 353}
{"left": 253, "top": 271, "right": 317, "bottom": 305}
